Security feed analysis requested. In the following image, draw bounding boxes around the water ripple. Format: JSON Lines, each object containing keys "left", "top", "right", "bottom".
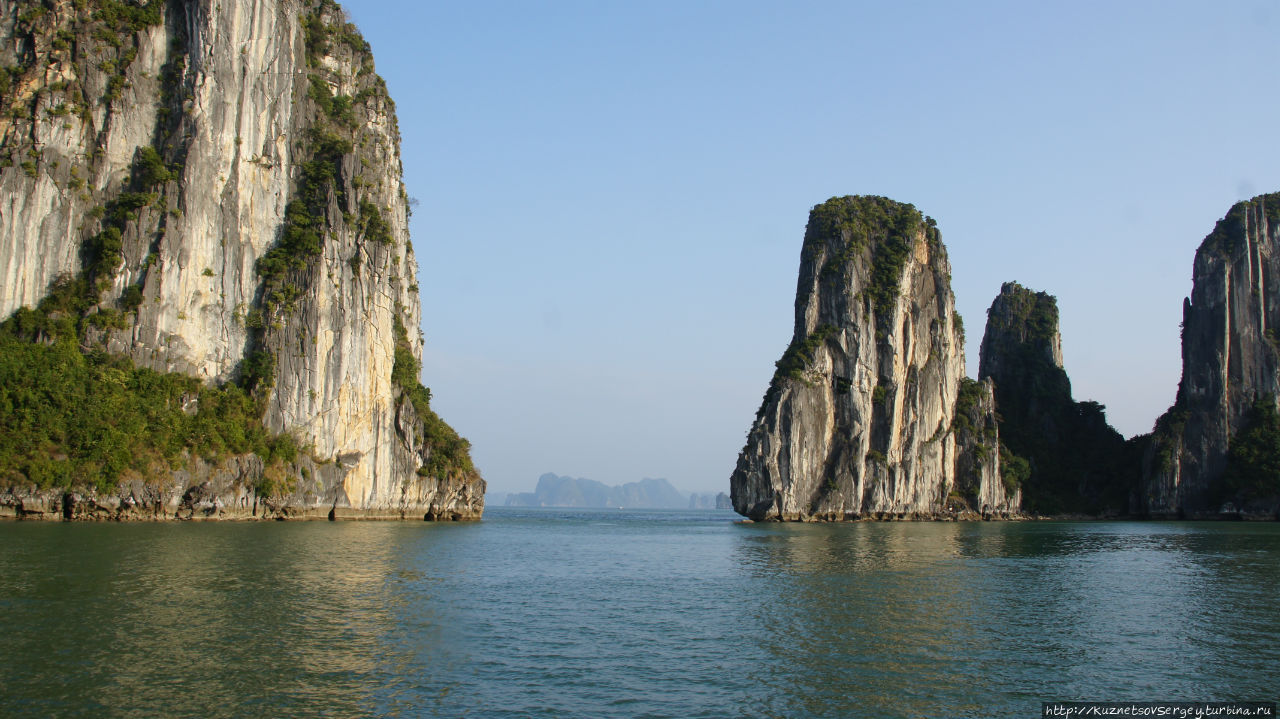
{"left": 0, "top": 513, "right": 1276, "bottom": 717}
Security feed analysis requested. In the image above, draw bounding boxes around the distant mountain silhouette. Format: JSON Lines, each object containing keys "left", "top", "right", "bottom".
{"left": 505, "top": 473, "right": 691, "bottom": 509}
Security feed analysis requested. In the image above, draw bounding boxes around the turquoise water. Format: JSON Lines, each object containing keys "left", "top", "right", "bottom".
{"left": 1, "top": 509, "right": 1277, "bottom": 718}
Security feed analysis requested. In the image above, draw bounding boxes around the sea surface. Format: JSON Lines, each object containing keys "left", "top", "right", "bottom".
{"left": 1, "top": 508, "right": 1277, "bottom": 718}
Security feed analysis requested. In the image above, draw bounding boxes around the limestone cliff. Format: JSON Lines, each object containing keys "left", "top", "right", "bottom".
{"left": 950, "top": 377, "right": 1022, "bottom": 516}
{"left": 1141, "top": 193, "right": 1280, "bottom": 518}
{"left": 978, "top": 282, "right": 1127, "bottom": 515}
{"left": 0, "top": 0, "right": 483, "bottom": 520}
{"left": 731, "top": 196, "right": 1018, "bottom": 521}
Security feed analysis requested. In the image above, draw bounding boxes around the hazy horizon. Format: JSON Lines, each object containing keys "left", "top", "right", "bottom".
{"left": 343, "top": 0, "right": 1280, "bottom": 496}
{"left": 492, "top": 471, "right": 729, "bottom": 500}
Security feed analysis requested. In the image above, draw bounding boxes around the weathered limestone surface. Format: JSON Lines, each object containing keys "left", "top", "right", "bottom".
{"left": 951, "top": 377, "right": 1021, "bottom": 517}
{"left": 1141, "top": 194, "right": 1280, "bottom": 518}
{"left": 0, "top": 0, "right": 482, "bottom": 520}
{"left": 731, "top": 196, "right": 1018, "bottom": 521}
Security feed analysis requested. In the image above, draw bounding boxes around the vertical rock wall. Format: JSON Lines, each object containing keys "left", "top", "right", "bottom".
{"left": 950, "top": 377, "right": 1020, "bottom": 516}
{"left": 1141, "top": 194, "right": 1280, "bottom": 517}
{"left": 114, "top": 0, "right": 301, "bottom": 384}
{"left": 731, "top": 196, "right": 1017, "bottom": 521}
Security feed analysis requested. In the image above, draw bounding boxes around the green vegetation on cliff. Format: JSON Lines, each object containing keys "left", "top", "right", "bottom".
{"left": 1, "top": 0, "right": 165, "bottom": 133}
{"left": 0, "top": 290, "right": 299, "bottom": 492}
{"left": 1222, "top": 396, "right": 1280, "bottom": 503}
{"left": 753, "top": 324, "right": 837, "bottom": 420}
{"left": 999, "top": 444, "right": 1030, "bottom": 494}
{"left": 990, "top": 284, "right": 1058, "bottom": 345}
{"left": 950, "top": 378, "right": 988, "bottom": 435}
{"left": 806, "top": 196, "right": 940, "bottom": 324}
{"left": 91, "top": 1, "right": 164, "bottom": 33}
{"left": 774, "top": 324, "right": 837, "bottom": 382}
{"left": 1201, "top": 192, "right": 1280, "bottom": 258}
{"left": 391, "top": 317, "right": 477, "bottom": 480}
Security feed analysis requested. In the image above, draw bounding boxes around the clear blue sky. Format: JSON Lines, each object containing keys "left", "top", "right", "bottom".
{"left": 342, "top": 0, "right": 1280, "bottom": 496}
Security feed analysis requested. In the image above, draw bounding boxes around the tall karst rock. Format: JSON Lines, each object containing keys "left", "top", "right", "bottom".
{"left": 978, "top": 282, "right": 1127, "bottom": 515}
{"left": 731, "top": 196, "right": 1019, "bottom": 521}
{"left": 0, "top": 0, "right": 483, "bottom": 519}
{"left": 1141, "top": 193, "right": 1280, "bottom": 518}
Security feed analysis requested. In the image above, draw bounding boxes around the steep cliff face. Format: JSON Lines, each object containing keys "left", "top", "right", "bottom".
{"left": 0, "top": 0, "right": 483, "bottom": 519}
{"left": 978, "top": 282, "right": 1127, "bottom": 515}
{"left": 950, "top": 377, "right": 1021, "bottom": 515}
{"left": 731, "top": 196, "right": 1018, "bottom": 521}
{"left": 1141, "top": 194, "right": 1280, "bottom": 517}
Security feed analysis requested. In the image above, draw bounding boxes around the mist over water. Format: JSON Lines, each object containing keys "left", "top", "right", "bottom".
{"left": 2, "top": 512, "right": 1276, "bottom": 718}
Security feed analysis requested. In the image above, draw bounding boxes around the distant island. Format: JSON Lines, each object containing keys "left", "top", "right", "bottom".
{"left": 503, "top": 473, "right": 731, "bottom": 510}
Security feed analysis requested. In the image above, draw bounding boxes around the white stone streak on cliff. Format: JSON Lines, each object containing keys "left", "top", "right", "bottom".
{"left": 120, "top": 0, "right": 298, "bottom": 382}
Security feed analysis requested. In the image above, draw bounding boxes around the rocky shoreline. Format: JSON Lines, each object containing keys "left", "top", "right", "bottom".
{"left": 0, "top": 452, "right": 484, "bottom": 522}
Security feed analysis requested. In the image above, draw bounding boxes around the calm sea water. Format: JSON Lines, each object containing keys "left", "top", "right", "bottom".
{"left": 1, "top": 508, "right": 1277, "bottom": 718}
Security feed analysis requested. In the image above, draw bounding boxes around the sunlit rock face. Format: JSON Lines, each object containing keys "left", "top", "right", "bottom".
{"left": 1141, "top": 194, "right": 1280, "bottom": 518}
{"left": 731, "top": 196, "right": 1016, "bottom": 521}
{"left": 0, "top": 0, "right": 482, "bottom": 519}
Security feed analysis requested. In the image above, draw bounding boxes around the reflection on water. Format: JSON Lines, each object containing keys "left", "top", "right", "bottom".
{"left": 734, "top": 522, "right": 1280, "bottom": 718}
{"left": 0, "top": 523, "right": 465, "bottom": 718}
{"left": 734, "top": 523, "right": 992, "bottom": 718}
{"left": 1, "top": 514, "right": 1277, "bottom": 718}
